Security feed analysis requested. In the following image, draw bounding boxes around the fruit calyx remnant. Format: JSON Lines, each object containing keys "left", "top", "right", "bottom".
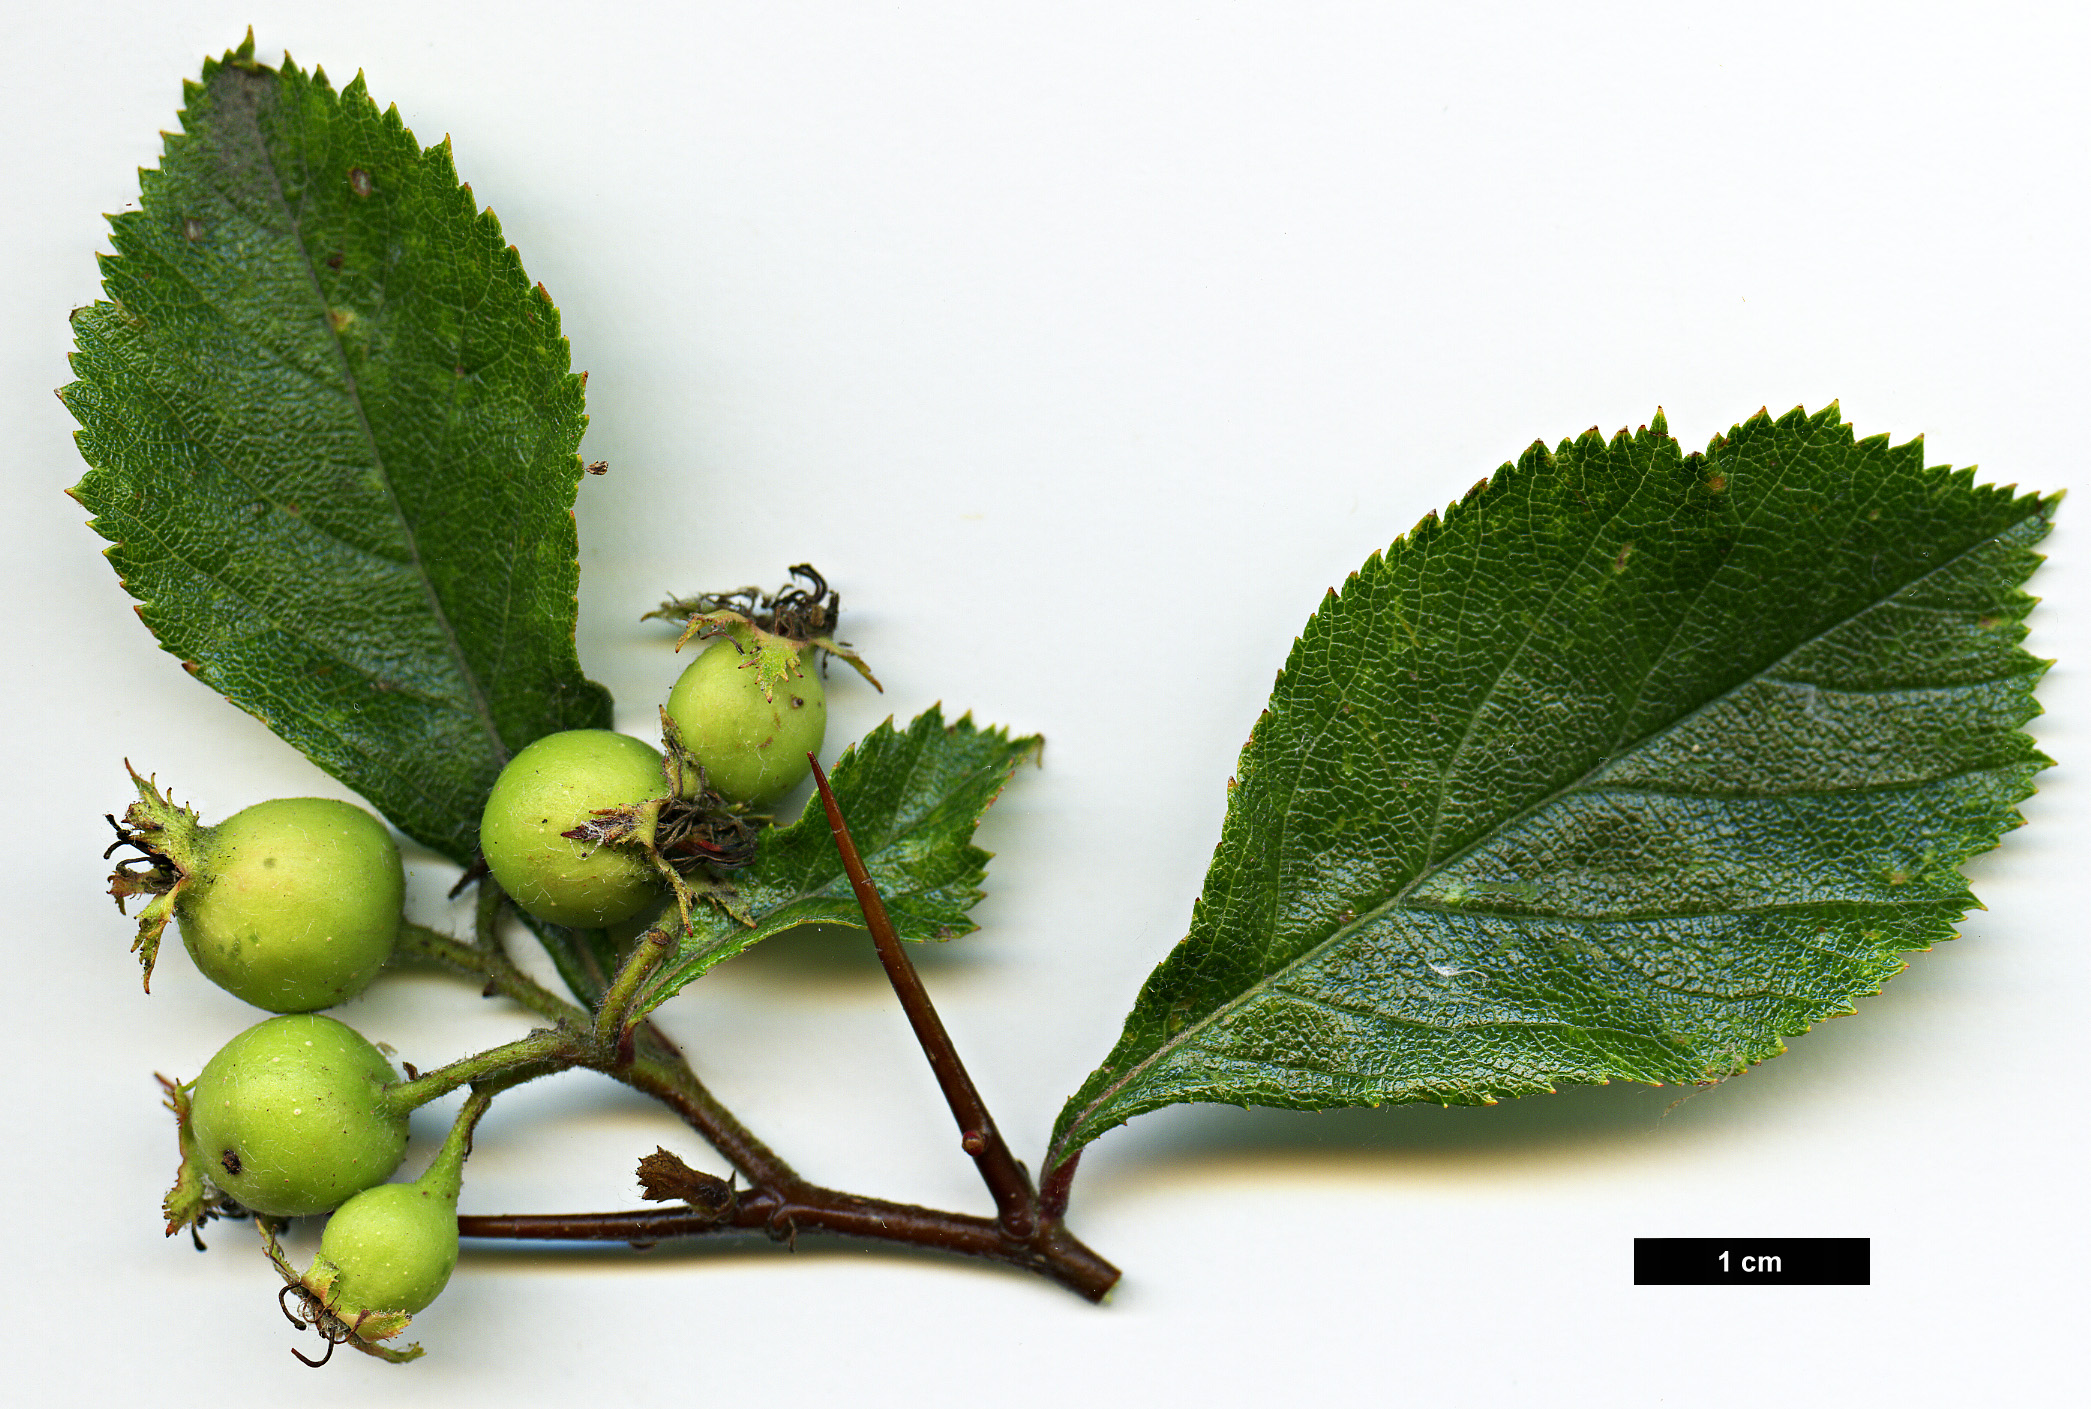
{"left": 157, "top": 1072, "right": 250, "bottom": 1250}
{"left": 103, "top": 764, "right": 207, "bottom": 992}
{"left": 561, "top": 710, "right": 762, "bottom": 873}
{"left": 261, "top": 1219, "right": 423, "bottom": 1366}
{"left": 647, "top": 562, "right": 883, "bottom": 691}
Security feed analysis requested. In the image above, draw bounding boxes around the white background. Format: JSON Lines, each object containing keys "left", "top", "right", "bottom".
{"left": 3, "top": 2, "right": 2085, "bottom": 1404}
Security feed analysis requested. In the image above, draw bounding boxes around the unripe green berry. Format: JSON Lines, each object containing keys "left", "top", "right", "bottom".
{"left": 665, "top": 638, "right": 826, "bottom": 806}
{"left": 177, "top": 797, "right": 402, "bottom": 1012}
{"left": 479, "top": 730, "right": 668, "bottom": 928}
{"left": 319, "top": 1177, "right": 460, "bottom": 1317}
{"left": 189, "top": 1014, "right": 409, "bottom": 1217}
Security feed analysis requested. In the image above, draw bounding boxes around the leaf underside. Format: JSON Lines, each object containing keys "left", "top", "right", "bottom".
{"left": 1051, "top": 405, "right": 2054, "bottom": 1166}
{"left": 635, "top": 706, "right": 1041, "bottom": 1018}
{"left": 63, "top": 37, "right": 610, "bottom": 863}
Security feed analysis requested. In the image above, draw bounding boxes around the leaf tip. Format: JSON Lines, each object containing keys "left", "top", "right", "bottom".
{"left": 233, "top": 26, "right": 257, "bottom": 64}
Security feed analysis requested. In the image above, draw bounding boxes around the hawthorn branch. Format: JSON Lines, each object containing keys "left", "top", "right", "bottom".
{"left": 808, "top": 755, "right": 1037, "bottom": 1237}
{"left": 616, "top": 1047, "right": 807, "bottom": 1195}
{"left": 456, "top": 1188, "right": 1118, "bottom": 1302}
{"left": 397, "top": 915, "right": 805, "bottom": 1193}
{"left": 401, "top": 875, "right": 1118, "bottom": 1300}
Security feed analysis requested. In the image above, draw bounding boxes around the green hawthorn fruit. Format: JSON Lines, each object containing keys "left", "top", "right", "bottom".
{"left": 318, "top": 1174, "right": 460, "bottom": 1317}
{"left": 176, "top": 797, "right": 403, "bottom": 1013}
{"left": 479, "top": 730, "right": 669, "bottom": 928}
{"left": 665, "top": 636, "right": 826, "bottom": 806}
{"left": 189, "top": 1014, "right": 409, "bottom": 1217}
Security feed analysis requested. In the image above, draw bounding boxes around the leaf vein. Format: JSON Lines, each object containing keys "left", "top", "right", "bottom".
{"left": 234, "top": 88, "right": 510, "bottom": 763}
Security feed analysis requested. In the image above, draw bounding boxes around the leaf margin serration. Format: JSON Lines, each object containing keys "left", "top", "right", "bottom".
{"left": 1049, "top": 403, "right": 2055, "bottom": 1168}
{"left": 62, "top": 34, "right": 611, "bottom": 863}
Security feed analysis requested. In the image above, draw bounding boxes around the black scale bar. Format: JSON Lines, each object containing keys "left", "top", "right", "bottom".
{"left": 1635, "top": 1237, "right": 1870, "bottom": 1285}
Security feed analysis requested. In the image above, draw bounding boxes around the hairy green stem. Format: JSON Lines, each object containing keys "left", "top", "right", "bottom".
{"left": 420, "top": 1086, "right": 500, "bottom": 1197}
{"left": 398, "top": 921, "right": 586, "bottom": 1029}
{"left": 593, "top": 919, "right": 673, "bottom": 1055}
{"left": 473, "top": 881, "right": 503, "bottom": 951}
{"left": 383, "top": 1029, "right": 571, "bottom": 1115}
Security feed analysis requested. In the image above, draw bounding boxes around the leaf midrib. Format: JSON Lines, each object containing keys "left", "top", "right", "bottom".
{"left": 1415, "top": 449, "right": 1667, "bottom": 878}
{"left": 1054, "top": 495, "right": 2043, "bottom": 1153}
{"left": 230, "top": 64, "right": 508, "bottom": 766}
{"left": 90, "top": 492, "right": 462, "bottom": 713}
{"left": 82, "top": 301, "right": 486, "bottom": 703}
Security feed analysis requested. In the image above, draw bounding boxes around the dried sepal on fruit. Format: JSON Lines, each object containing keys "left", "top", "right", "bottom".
{"left": 104, "top": 765, "right": 207, "bottom": 992}
{"left": 157, "top": 1072, "right": 247, "bottom": 1250}
{"left": 260, "top": 1219, "right": 423, "bottom": 1366}
{"left": 648, "top": 562, "right": 883, "bottom": 693}
{"left": 105, "top": 770, "right": 403, "bottom": 1011}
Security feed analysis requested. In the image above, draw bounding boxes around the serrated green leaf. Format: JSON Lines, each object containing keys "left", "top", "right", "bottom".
{"left": 1050, "top": 405, "right": 2053, "bottom": 1167}
{"left": 634, "top": 706, "right": 1040, "bottom": 1017}
{"left": 63, "top": 37, "right": 610, "bottom": 864}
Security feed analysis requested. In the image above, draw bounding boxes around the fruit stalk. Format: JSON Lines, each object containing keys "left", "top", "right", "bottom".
{"left": 382, "top": 1029, "right": 573, "bottom": 1115}
{"left": 592, "top": 918, "right": 674, "bottom": 1056}
{"left": 425, "top": 1084, "right": 502, "bottom": 1194}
